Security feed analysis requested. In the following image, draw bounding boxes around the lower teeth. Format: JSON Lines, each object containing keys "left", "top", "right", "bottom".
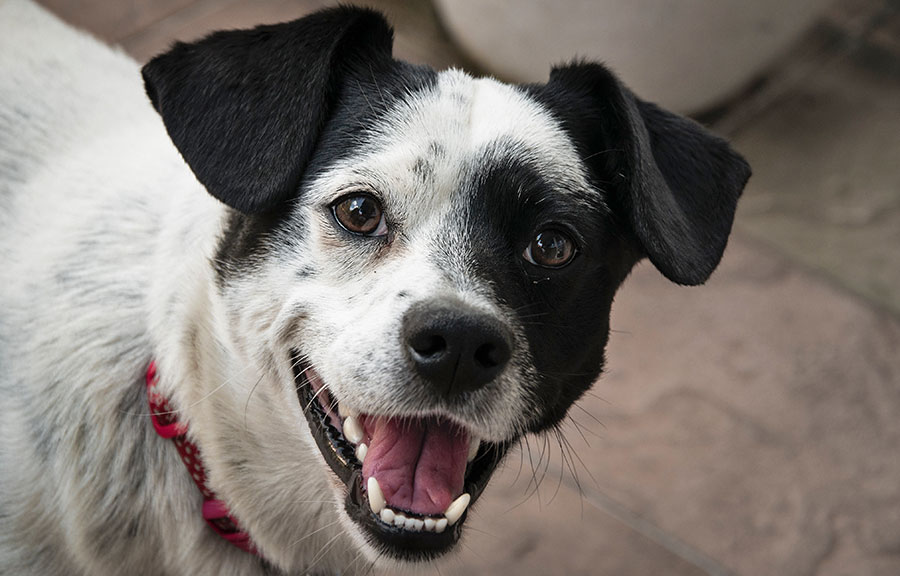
{"left": 333, "top": 401, "right": 476, "bottom": 534}
{"left": 366, "top": 476, "right": 469, "bottom": 533}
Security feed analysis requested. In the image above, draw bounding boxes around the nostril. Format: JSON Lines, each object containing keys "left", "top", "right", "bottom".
{"left": 474, "top": 342, "right": 500, "bottom": 368}
{"left": 402, "top": 299, "right": 515, "bottom": 398}
{"left": 411, "top": 333, "right": 447, "bottom": 358}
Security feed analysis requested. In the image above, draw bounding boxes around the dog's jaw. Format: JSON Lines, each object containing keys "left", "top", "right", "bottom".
{"left": 291, "top": 355, "right": 512, "bottom": 561}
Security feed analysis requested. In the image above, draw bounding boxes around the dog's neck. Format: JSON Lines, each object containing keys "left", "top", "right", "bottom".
{"left": 145, "top": 361, "right": 259, "bottom": 556}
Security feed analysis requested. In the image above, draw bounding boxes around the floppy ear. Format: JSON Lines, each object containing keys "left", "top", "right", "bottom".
{"left": 141, "top": 7, "right": 394, "bottom": 214}
{"left": 547, "top": 64, "right": 751, "bottom": 285}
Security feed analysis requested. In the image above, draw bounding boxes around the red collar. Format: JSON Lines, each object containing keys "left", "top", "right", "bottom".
{"left": 146, "top": 361, "right": 258, "bottom": 555}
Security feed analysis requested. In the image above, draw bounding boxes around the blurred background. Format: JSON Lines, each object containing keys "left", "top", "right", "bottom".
{"left": 33, "top": 0, "right": 900, "bottom": 573}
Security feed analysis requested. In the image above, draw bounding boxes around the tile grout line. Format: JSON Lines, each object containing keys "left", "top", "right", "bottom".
{"left": 730, "top": 227, "right": 900, "bottom": 322}
{"left": 553, "top": 467, "right": 738, "bottom": 576}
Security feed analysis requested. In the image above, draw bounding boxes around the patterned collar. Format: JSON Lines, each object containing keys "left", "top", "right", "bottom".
{"left": 145, "top": 361, "right": 258, "bottom": 555}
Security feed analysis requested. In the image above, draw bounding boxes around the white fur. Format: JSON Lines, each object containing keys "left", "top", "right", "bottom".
{"left": 0, "top": 1, "right": 593, "bottom": 574}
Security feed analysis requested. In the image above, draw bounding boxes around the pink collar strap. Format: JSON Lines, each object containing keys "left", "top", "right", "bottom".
{"left": 146, "top": 361, "right": 258, "bottom": 555}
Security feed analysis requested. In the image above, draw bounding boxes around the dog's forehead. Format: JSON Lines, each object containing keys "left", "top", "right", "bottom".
{"left": 308, "top": 69, "right": 591, "bottom": 215}
{"left": 419, "top": 70, "right": 578, "bottom": 158}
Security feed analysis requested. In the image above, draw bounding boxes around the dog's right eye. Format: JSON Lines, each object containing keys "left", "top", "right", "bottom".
{"left": 332, "top": 194, "right": 388, "bottom": 237}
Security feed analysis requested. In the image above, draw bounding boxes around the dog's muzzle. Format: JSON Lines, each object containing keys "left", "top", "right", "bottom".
{"left": 292, "top": 300, "right": 515, "bottom": 561}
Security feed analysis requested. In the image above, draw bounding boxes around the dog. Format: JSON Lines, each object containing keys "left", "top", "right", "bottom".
{"left": 0, "top": 1, "right": 750, "bottom": 574}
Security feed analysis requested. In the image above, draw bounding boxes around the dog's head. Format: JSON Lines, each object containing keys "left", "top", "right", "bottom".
{"left": 142, "top": 6, "right": 749, "bottom": 569}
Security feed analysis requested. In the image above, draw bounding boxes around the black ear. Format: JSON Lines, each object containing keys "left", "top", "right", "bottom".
{"left": 547, "top": 64, "right": 751, "bottom": 285}
{"left": 141, "top": 7, "right": 394, "bottom": 214}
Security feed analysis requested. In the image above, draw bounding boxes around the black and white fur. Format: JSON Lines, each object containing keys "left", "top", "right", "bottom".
{"left": 0, "top": 1, "right": 750, "bottom": 574}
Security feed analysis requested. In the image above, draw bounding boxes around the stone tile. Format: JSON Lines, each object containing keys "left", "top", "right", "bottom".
{"left": 36, "top": 0, "right": 197, "bottom": 42}
{"left": 447, "top": 459, "right": 709, "bottom": 576}
{"left": 732, "top": 52, "right": 900, "bottom": 316}
{"left": 571, "top": 236, "right": 900, "bottom": 575}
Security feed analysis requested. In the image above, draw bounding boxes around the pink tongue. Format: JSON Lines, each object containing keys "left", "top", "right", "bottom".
{"left": 361, "top": 416, "right": 469, "bottom": 516}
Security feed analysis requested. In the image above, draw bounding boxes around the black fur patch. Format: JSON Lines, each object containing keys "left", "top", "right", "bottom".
{"left": 210, "top": 47, "right": 435, "bottom": 285}
{"left": 142, "top": 7, "right": 396, "bottom": 214}
{"left": 524, "top": 63, "right": 751, "bottom": 285}
{"left": 434, "top": 144, "right": 637, "bottom": 431}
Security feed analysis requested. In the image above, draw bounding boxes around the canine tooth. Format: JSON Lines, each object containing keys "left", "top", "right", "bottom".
{"left": 356, "top": 442, "right": 368, "bottom": 463}
{"left": 444, "top": 493, "right": 471, "bottom": 526}
{"left": 380, "top": 508, "right": 395, "bottom": 525}
{"left": 404, "top": 517, "right": 423, "bottom": 531}
{"left": 424, "top": 517, "right": 436, "bottom": 531}
{"left": 338, "top": 403, "right": 357, "bottom": 419}
{"left": 467, "top": 437, "right": 480, "bottom": 463}
{"left": 342, "top": 416, "right": 364, "bottom": 444}
{"left": 367, "top": 477, "right": 385, "bottom": 515}
{"left": 393, "top": 513, "right": 407, "bottom": 527}
{"left": 435, "top": 518, "right": 448, "bottom": 533}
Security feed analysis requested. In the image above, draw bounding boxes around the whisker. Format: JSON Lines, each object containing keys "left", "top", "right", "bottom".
{"left": 457, "top": 538, "right": 485, "bottom": 561}
{"left": 556, "top": 428, "right": 586, "bottom": 519}
{"left": 120, "top": 359, "right": 255, "bottom": 418}
{"left": 572, "top": 401, "right": 605, "bottom": 428}
{"left": 242, "top": 372, "right": 267, "bottom": 432}
{"left": 288, "top": 519, "right": 342, "bottom": 548}
{"left": 559, "top": 427, "right": 601, "bottom": 491}
{"left": 581, "top": 147, "right": 624, "bottom": 162}
{"left": 363, "top": 551, "right": 384, "bottom": 576}
{"left": 546, "top": 428, "right": 567, "bottom": 505}
{"left": 568, "top": 415, "right": 600, "bottom": 444}
{"left": 522, "top": 436, "right": 542, "bottom": 508}
{"left": 304, "top": 382, "right": 331, "bottom": 414}
{"left": 307, "top": 530, "right": 345, "bottom": 572}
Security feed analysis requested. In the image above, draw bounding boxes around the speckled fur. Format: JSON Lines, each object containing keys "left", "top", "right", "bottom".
{"left": 0, "top": 1, "right": 749, "bottom": 574}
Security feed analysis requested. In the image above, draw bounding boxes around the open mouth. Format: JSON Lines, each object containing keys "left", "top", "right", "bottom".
{"left": 292, "top": 352, "right": 508, "bottom": 560}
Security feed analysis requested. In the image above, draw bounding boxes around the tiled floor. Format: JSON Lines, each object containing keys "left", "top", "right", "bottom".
{"left": 31, "top": 0, "right": 900, "bottom": 574}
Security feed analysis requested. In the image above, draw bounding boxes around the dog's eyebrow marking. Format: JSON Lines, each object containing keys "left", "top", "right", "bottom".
{"left": 412, "top": 156, "right": 434, "bottom": 185}
{"left": 383, "top": 69, "right": 591, "bottom": 197}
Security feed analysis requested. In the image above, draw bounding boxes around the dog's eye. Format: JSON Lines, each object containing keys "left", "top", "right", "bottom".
{"left": 332, "top": 194, "right": 387, "bottom": 237}
{"left": 523, "top": 229, "right": 577, "bottom": 268}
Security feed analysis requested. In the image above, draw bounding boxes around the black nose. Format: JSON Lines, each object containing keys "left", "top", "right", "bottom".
{"left": 403, "top": 300, "right": 514, "bottom": 399}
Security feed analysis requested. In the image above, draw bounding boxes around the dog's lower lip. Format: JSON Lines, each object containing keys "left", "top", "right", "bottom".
{"left": 291, "top": 351, "right": 507, "bottom": 560}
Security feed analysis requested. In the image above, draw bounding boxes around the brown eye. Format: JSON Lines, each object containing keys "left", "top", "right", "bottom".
{"left": 524, "top": 229, "right": 577, "bottom": 268}
{"left": 332, "top": 194, "right": 387, "bottom": 236}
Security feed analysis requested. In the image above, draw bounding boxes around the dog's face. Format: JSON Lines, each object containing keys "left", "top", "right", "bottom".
{"left": 142, "top": 6, "right": 749, "bottom": 568}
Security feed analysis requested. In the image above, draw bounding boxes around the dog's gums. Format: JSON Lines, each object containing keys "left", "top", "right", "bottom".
{"left": 292, "top": 353, "right": 506, "bottom": 560}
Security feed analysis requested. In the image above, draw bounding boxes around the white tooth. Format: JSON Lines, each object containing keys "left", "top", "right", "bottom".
{"left": 467, "top": 437, "right": 480, "bottom": 463}
{"left": 444, "top": 493, "right": 471, "bottom": 526}
{"left": 393, "top": 513, "right": 407, "bottom": 528}
{"left": 380, "top": 508, "right": 395, "bottom": 525}
{"left": 343, "top": 404, "right": 359, "bottom": 418}
{"left": 367, "top": 477, "right": 385, "bottom": 515}
{"left": 356, "top": 443, "right": 368, "bottom": 463}
{"left": 404, "top": 517, "right": 423, "bottom": 531}
{"left": 435, "top": 518, "right": 448, "bottom": 533}
{"left": 342, "top": 416, "right": 364, "bottom": 445}
{"left": 424, "top": 518, "right": 436, "bottom": 531}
